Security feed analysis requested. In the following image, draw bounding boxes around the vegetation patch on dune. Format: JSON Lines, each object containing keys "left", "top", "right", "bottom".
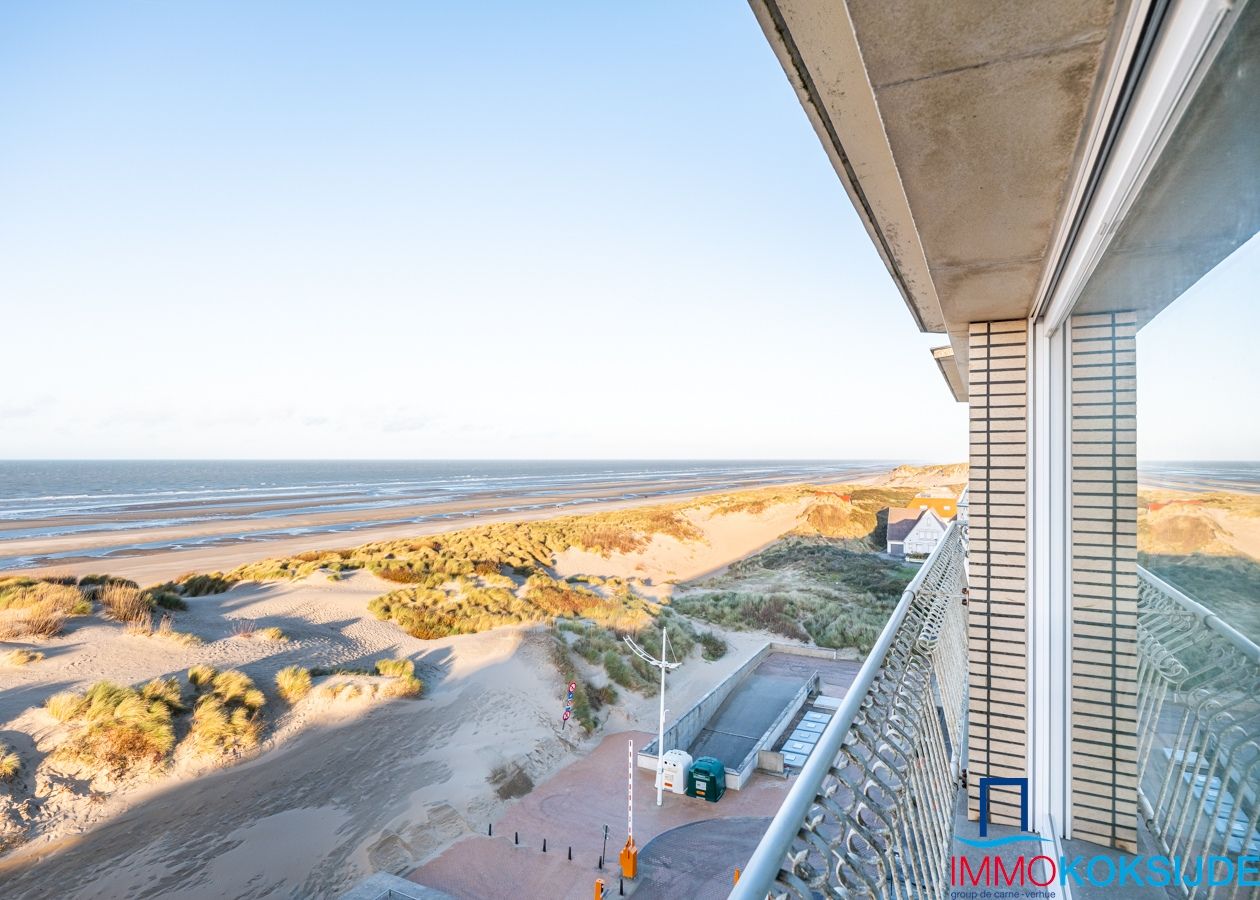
{"left": 0, "top": 578, "right": 89, "bottom": 613}
{"left": 228, "top": 503, "right": 705, "bottom": 588}
{"left": 48, "top": 681, "right": 179, "bottom": 775}
{"left": 3, "top": 648, "right": 44, "bottom": 667}
{"left": 210, "top": 481, "right": 927, "bottom": 698}
{"left": 374, "top": 657, "right": 424, "bottom": 697}
{"left": 46, "top": 667, "right": 268, "bottom": 764}
{"left": 0, "top": 576, "right": 93, "bottom": 639}
{"left": 0, "top": 744, "right": 19, "bottom": 782}
{"left": 188, "top": 668, "right": 265, "bottom": 755}
{"left": 554, "top": 608, "right": 722, "bottom": 701}
{"left": 274, "top": 666, "right": 312, "bottom": 704}
{"left": 673, "top": 537, "right": 918, "bottom": 653}
{"left": 0, "top": 573, "right": 213, "bottom": 643}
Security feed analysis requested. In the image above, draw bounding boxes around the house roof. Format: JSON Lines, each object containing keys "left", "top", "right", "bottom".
{"left": 886, "top": 508, "right": 926, "bottom": 544}
{"left": 887, "top": 506, "right": 947, "bottom": 544}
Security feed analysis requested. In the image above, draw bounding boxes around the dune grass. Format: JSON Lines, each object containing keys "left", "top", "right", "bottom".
{"left": 224, "top": 503, "right": 707, "bottom": 640}
{"left": 0, "top": 579, "right": 91, "bottom": 613}
{"left": 101, "top": 583, "right": 153, "bottom": 629}
{"left": 141, "top": 677, "right": 185, "bottom": 710}
{"left": 554, "top": 608, "right": 707, "bottom": 697}
{"left": 672, "top": 537, "right": 917, "bottom": 653}
{"left": 174, "top": 572, "right": 238, "bottom": 597}
{"left": 4, "top": 648, "right": 45, "bottom": 666}
{"left": 320, "top": 681, "right": 366, "bottom": 701}
{"left": 0, "top": 744, "right": 19, "bottom": 781}
{"left": 188, "top": 668, "right": 264, "bottom": 754}
{"left": 374, "top": 657, "right": 423, "bottom": 697}
{"left": 374, "top": 658, "right": 413, "bottom": 678}
{"left": 275, "top": 666, "right": 312, "bottom": 704}
{"left": 0, "top": 577, "right": 95, "bottom": 640}
{"left": 48, "top": 681, "right": 179, "bottom": 774}
{"left": 0, "top": 602, "right": 67, "bottom": 640}
{"left": 187, "top": 664, "right": 217, "bottom": 690}
{"left": 697, "top": 630, "right": 727, "bottom": 661}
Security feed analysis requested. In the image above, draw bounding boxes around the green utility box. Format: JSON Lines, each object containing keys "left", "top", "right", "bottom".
{"left": 685, "top": 757, "right": 726, "bottom": 803}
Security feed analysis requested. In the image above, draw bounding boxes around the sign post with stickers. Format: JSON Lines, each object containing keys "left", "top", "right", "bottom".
{"left": 562, "top": 680, "right": 577, "bottom": 728}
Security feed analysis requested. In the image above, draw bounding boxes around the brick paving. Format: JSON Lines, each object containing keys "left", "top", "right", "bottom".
{"left": 407, "top": 731, "right": 790, "bottom": 900}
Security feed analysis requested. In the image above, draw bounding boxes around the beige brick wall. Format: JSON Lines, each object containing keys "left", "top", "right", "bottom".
{"left": 1069, "top": 311, "right": 1139, "bottom": 852}
{"left": 967, "top": 320, "right": 1029, "bottom": 826}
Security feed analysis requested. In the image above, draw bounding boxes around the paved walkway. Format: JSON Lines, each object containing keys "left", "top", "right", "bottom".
{"left": 628, "top": 816, "right": 771, "bottom": 899}
{"left": 407, "top": 731, "right": 790, "bottom": 900}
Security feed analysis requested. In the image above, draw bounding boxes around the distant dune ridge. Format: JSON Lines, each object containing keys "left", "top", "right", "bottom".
{"left": 876, "top": 462, "right": 969, "bottom": 489}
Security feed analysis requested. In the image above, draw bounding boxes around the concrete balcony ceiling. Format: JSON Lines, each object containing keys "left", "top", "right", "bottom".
{"left": 750, "top": 0, "right": 1130, "bottom": 395}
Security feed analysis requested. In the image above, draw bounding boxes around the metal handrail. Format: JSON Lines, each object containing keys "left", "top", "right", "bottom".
{"left": 1136, "top": 566, "right": 1260, "bottom": 900}
{"left": 732, "top": 521, "right": 968, "bottom": 899}
{"left": 1138, "top": 567, "right": 1260, "bottom": 665}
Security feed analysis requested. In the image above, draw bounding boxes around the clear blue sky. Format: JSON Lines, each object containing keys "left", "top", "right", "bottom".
{"left": 0, "top": 3, "right": 1252, "bottom": 461}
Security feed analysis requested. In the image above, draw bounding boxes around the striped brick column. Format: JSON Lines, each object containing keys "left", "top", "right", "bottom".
{"left": 1069, "top": 311, "right": 1139, "bottom": 852}
{"left": 967, "top": 320, "right": 1030, "bottom": 826}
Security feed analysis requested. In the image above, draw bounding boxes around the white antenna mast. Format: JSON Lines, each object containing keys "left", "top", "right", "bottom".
{"left": 624, "top": 623, "right": 681, "bottom": 807}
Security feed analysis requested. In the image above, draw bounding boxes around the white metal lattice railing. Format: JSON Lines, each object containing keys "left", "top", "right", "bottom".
{"left": 1136, "top": 567, "right": 1260, "bottom": 900}
{"left": 731, "top": 522, "right": 969, "bottom": 900}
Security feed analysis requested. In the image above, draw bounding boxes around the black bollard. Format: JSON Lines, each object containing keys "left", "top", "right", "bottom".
{"left": 599, "top": 854, "right": 604, "bottom": 870}
{"left": 488, "top": 823, "right": 492, "bottom": 837}
{"left": 514, "top": 831, "right": 519, "bottom": 846}
{"left": 543, "top": 838, "right": 547, "bottom": 853}
{"left": 619, "top": 877, "right": 624, "bottom": 896}
{"left": 568, "top": 846, "right": 572, "bottom": 861}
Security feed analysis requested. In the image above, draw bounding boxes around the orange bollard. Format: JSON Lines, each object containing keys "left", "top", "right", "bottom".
{"left": 619, "top": 835, "right": 638, "bottom": 879}
{"left": 594, "top": 877, "right": 605, "bottom": 899}
{"left": 733, "top": 866, "right": 741, "bottom": 884}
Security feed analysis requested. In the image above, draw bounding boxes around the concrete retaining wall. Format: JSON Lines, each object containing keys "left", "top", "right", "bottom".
{"left": 766, "top": 641, "right": 857, "bottom": 662}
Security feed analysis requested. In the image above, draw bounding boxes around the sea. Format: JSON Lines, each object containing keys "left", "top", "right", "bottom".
{"left": 1137, "top": 460, "right": 1260, "bottom": 493}
{"left": 0, "top": 459, "right": 894, "bottom": 570}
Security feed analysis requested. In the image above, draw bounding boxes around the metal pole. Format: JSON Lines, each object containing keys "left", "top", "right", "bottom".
{"left": 656, "top": 623, "right": 666, "bottom": 807}
{"left": 624, "top": 626, "right": 679, "bottom": 809}
{"left": 626, "top": 744, "right": 633, "bottom": 839}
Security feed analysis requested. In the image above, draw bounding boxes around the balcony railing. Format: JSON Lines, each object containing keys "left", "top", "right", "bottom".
{"left": 1136, "top": 567, "right": 1260, "bottom": 900}
{"left": 731, "top": 521, "right": 969, "bottom": 900}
